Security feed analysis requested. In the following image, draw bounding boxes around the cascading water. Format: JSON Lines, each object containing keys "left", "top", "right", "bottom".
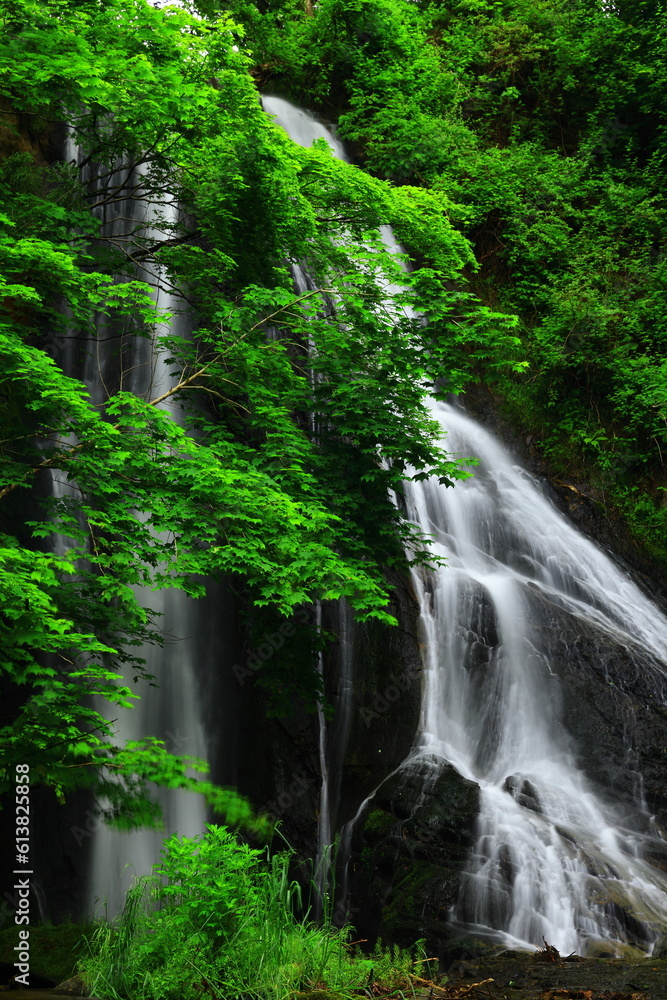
{"left": 262, "top": 96, "right": 352, "bottom": 906}
{"left": 56, "top": 137, "right": 212, "bottom": 916}
{"left": 261, "top": 97, "right": 667, "bottom": 952}
{"left": 262, "top": 96, "right": 347, "bottom": 159}
{"left": 87, "top": 209, "right": 211, "bottom": 916}
{"left": 67, "top": 90, "right": 667, "bottom": 946}
{"left": 405, "top": 399, "right": 667, "bottom": 954}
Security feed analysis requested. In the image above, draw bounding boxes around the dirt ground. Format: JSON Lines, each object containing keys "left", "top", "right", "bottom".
{"left": 436, "top": 951, "right": 667, "bottom": 1000}
{"left": 1, "top": 952, "right": 667, "bottom": 1000}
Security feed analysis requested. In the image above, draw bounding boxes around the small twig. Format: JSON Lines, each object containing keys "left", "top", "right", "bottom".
{"left": 0, "top": 442, "right": 85, "bottom": 500}
{"left": 0, "top": 290, "right": 330, "bottom": 499}
{"left": 147, "top": 365, "right": 236, "bottom": 408}
{"left": 407, "top": 973, "right": 454, "bottom": 994}
{"left": 552, "top": 479, "right": 600, "bottom": 504}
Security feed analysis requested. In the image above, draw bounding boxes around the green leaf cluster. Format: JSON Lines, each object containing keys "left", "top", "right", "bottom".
{"left": 79, "top": 824, "right": 430, "bottom": 1000}
{"left": 0, "top": 0, "right": 519, "bottom": 820}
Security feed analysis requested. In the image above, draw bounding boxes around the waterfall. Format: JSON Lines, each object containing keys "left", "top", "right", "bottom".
{"left": 70, "top": 90, "right": 667, "bottom": 946}
{"left": 406, "top": 399, "right": 667, "bottom": 955}
{"left": 262, "top": 96, "right": 353, "bottom": 909}
{"left": 262, "top": 96, "right": 347, "bottom": 159}
{"left": 55, "top": 137, "right": 214, "bottom": 916}
{"left": 263, "top": 96, "right": 667, "bottom": 953}
{"left": 88, "top": 596, "right": 211, "bottom": 917}
{"left": 87, "top": 202, "right": 212, "bottom": 916}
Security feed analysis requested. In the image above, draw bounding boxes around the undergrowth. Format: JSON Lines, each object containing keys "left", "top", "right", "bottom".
{"left": 79, "top": 825, "right": 433, "bottom": 1000}
{"left": 496, "top": 379, "right": 667, "bottom": 564}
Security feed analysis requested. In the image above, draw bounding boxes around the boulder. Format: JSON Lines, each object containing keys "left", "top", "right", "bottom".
{"left": 347, "top": 755, "right": 480, "bottom": 958}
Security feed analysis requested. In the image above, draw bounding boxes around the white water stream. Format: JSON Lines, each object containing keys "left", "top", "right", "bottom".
{"left": 58, "top": 139, "right": 211, "bottom": 916}
{"left": 82, "top": 97, "right": 334, "bottom": 915}
{"left": 262, "top": 97, "right": 351, "bottom": 910}
{"left": 88, "top": 236, "right": 210, "bottom": 917}
{"left": 264, "top": 97, "right": 667, "bottom": 954}
{"left": 406, "top": 400, "right": 667, "bottom": 954}
{"left": 68, "top": 94, "right": 667, "bottom": 946}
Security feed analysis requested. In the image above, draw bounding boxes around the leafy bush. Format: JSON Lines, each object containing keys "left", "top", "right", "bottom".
{"left": 0, "top": 0, "right": 523, "bottom": 817}
{"left": 235, "top": 0, "right": 667, "bottom": 560}
{"left": 79, "top": 825, "right": 428, "bottom": 1000}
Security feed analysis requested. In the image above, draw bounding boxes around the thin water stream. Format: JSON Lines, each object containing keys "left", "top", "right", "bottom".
{"left": 263, "top": 96, "right": 352, "bottom": 910}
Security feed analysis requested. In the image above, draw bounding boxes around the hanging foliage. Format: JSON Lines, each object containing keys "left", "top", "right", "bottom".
{"left": 0, "top": 0, "right": 520, "bottom": 821}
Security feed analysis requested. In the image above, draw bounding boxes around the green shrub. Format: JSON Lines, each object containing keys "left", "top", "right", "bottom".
{"left": 79, "top": 825, "right": 428, "bottom": 1000}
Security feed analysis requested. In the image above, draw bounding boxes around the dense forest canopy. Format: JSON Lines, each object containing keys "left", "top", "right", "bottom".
{"left": 235, "top": 0, "right": 667, "bottom": 556}
{"left": 0, "top": 0, "right": 665, "bottom": 825}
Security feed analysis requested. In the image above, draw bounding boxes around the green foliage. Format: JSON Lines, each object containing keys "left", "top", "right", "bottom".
{"left": 79, "top": 825, "right": 429, "bottom": 1000}
{"left": 0, "top": 0, "right": 522, "bottom": 821}
{"left": 3, "top": 0, "right": 665, "bottom": 835}
{"left": 234, "top": 0, "right": 667, "bottom": 557}
{"left": 0, "top": 922, "right": 94, "bottom": 984}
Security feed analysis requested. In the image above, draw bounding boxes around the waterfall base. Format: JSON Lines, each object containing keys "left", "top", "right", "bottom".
{"left": 446, "top": 949, "right": 667, "bottom": 995}
{"left": 347, "top": 750, "right": 667, "bottom": 963}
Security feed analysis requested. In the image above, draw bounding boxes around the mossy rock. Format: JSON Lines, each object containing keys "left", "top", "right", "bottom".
{"left": 362, "top": 808, "right": 396, "bottom": 838}
{"left": 379, "top": 859, "right": 459, "bottom": 941}
{"left": 0, "top": 923, "right": 94, "bottom": 986}
{"left": 294, "top": 992, "right": 349, "bottom": 1000}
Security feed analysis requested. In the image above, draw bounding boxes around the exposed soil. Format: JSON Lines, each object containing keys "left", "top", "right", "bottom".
{"left": 437, "top": 951, "right": 667, "bottom": 1000}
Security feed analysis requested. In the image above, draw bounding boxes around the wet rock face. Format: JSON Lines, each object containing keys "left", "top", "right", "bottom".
{"left": 525, "top": 586, "right": 667, "bottom": 829}
{"left": 461, "top": 384, "right": 667, "bottom": 602}
{"left": 0, "top": 97, "right": 66, "bottom": 166}
{"left": 235, "top": 570, "right": 423, "bottom": 857}
{"left": 246, "top": 393, "right": 667, "bottom": 956}
{"left": 347, "top": 757, "right": 480, "bottom": 958}
{"left": 337, "top": 569, "right": 424, "bottom": 828}
{"left": 344, "top": 566, "right": 667, "bottom": 958}
{"left": 503, "top": 775, "right": 541, "bottom": 814}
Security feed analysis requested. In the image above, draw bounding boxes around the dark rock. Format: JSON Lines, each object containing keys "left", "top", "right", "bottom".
{"left": 235, "top": 569, "right": 423, "bottom": 860}
{"left": 338, "top": 570, "right": 424, "bottom": 826}
{"left": 521, "top": 585, "right": 667, "bottom": 827}
{"left": 52, "top": 975, "right": 86, "bottom": 994}
{"left": 503, "top": 775, "right": 542, "bottom": 814}
{"left": 347, "top": 756, "right": 480, "bottom": 958}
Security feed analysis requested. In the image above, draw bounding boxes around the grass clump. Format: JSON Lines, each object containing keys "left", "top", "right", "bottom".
{"left": 79, "top": 825, "right": 429, "bottom": 1000}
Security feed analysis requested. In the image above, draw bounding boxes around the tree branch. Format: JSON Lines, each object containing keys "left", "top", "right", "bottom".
{"left": 0, "top": 288, "right": 333, "bottom": 500}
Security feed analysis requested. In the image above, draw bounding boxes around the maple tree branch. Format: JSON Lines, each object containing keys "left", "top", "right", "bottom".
{"left": 0, "top": 289, "right": 332, "bottom": 500}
